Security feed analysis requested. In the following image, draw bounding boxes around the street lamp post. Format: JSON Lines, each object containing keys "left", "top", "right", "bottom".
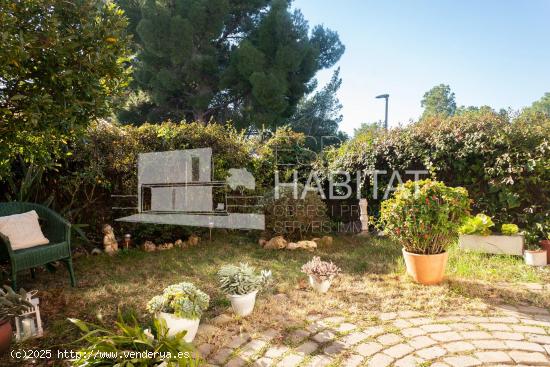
{"left": 376, "top": 94, "right": 389, "bottom": 129}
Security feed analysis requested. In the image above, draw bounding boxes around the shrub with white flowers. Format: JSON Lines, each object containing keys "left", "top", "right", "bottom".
{"left": 146, "top": 282, "right": 209, "bottom": 319}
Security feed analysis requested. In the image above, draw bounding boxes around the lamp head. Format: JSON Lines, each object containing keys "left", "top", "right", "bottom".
{"left": 376, "top": 94, "right": 389, "bottom": 99}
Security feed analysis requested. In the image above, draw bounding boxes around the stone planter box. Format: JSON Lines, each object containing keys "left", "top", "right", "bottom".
{"left": 458, "top": 234, "right": 524, "bottom": 256}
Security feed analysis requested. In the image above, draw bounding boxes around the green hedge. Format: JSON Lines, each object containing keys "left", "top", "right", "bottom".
{"left": 7, "top": 122, "right": 309, "bottom": 244}
{"left": 3, "top": 112, "right": 548, "bottom": 244}
{"left": 324, "top": 110, "right": 550, "bottom": 238}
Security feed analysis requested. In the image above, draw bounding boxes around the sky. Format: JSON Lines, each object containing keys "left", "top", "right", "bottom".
{"left": 292, "top": 0, "right": 550, "bottom": 135}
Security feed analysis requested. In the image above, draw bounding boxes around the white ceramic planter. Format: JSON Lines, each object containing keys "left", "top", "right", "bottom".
{"left": 228, "top": 290, "right": 258, "bottom": 316}
{"left": 524, "top": 250, "right": 548, "bottom": 267}
{"left": 458, "top": 234, "right": 524, "bottom": 256}
{"left": 308, "top": 276, "right": 332, "bottom": 293}
{"left": 158, "top": 312, "right": 200, "bottom": 342}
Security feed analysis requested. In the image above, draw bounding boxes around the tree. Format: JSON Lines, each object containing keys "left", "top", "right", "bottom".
{"left": 420, "top": 84, "right": 456, "bottom": 119}
{"left": 288, "top": 68, "right": 347, "bottom": 150}
{"left": 353, "top": 122, "right": 382, "bottom": 137}
{"left": 527, "top": 92, "right": 550, "bottom": 116}
{"left": 119, "top": 0, "right": 344, "bottom": 126}
{"left": 0, "top": 0, "right": 131, "bottom": 180}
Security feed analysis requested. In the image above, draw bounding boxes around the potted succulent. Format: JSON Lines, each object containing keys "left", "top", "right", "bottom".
{"left": 380, "top": 179, "right": 470, "bottom": 285}
{"left": 301, "top": 256, "right": 341, "bottom": 293}
{"left": 0, "top": 286, "right": 33, "bottom": 352}
{"left": 218, "top": 263, "right": 271, "bottom": 317}
{"left": 458, "top": 214, "right": 524, "bottom": 256}
{"left": 146, "top": 282, "right": 209, "bottom": 342}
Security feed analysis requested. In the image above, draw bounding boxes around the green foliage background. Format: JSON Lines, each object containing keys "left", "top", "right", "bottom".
{"left": 325, "top": 109, "right": 550, "bottom": 237}
{"left": 0, "top": 0, "right": 132, "bottom": 179}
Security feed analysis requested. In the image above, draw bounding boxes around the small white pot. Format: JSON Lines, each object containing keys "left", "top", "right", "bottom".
{"left": 524, "top": 250, "right": 547, "bottom": 267}
{"left": 227, "top": 290, "right": 258, "bottom": 316}
{"left": 309, "top": 276, "right": 332, "bottom": 293}
{"left": 158, "top": 312, "right": 200, "bottom": 342}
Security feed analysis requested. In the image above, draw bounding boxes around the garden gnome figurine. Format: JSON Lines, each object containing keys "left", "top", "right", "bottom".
{"left": 358, "top": 199, "right": 369, "bottom": 236}
{"left": 102, "top": 224, "right": 119, "bottom": 256}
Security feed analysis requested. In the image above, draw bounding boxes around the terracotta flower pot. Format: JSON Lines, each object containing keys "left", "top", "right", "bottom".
{"left": 402, "top": 248, "right": 448, "bottom": 285}
{"left": 540, "top": 240, "right": 550, "bottom": 264}
{"left": 0, "top": 320, "right": 13, "bottom": 354}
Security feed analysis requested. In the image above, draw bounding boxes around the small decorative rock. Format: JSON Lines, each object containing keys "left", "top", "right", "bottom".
{"left": 320, "top": 236, "right": 333, "bottom": 246}
{"left": 188, "top": 234, "right": 200, "bottom": 246}
{"left": 157, "top": 242, "right": 174, "bottom": 251}
{"left": 142, "top": 240, "right": 156, "bottom": 252}
{"left": 91, "top": 248, "right": 102, "bottom": 255}
{"left": 295, "top": 240, "right": 317, "bottom": 251}
{"left": 264, "top": 236, "right": 287, "bottom": 250}
{"left": 286, "top": 242, "right": 299, "bottom": 250}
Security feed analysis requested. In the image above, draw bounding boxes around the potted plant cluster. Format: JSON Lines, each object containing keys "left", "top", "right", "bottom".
{"left": 524, "top": 222, "right": 548, "bottom": 267}
{"left": 146, "top": 282, "right": 209, "bottom": 342}
{"left": 0, "top": 286, "right": 33, "bottom": 352}
{"left": 218, "top": 263, "right": 272, "bottom": 317}
{"left": 301, "top": 256, "right": 341, "bottom": 293}
{"left": 458, "top": 214, "right": 524, "bottom": 255}
{"left": 70, "top": 311, "right": 196, "bottom": 366}
{"left": 380, "top": 179, "right": 470, "bottom": 285}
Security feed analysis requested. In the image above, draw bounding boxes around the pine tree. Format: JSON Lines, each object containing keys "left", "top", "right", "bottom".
{"left": 118, "top": 0, "right": 344, "bottom": 126}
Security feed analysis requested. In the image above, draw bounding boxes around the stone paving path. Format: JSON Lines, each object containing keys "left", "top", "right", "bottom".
{"left": 196, "top": 304, "right": 550, "bottom": 367}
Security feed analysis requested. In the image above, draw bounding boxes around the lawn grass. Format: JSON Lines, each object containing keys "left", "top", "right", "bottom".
{"left": 6, "top": 233, "right": 549, "bottom": 365}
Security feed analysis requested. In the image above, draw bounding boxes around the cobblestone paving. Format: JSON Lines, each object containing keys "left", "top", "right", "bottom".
{"left": 196, "top": 304, "right": 550, "bottom": 367}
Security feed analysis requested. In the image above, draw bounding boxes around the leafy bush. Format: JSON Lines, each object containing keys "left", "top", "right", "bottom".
{"left": 501, "top": 223, "right": 519, "bottom": 236}
{"left": 146, "top": 283, "right": 209, "bottom": 320}
{"left": 3, "top": 121, "right": 254, "bottom": 244}
{"left": 218, "top": 263, "right": 272, "bottom": 295}
{"left": 524, "top": 219, "right": 549, "bottom": 247}
{"left": 459, "top": 214, "right": 495, "bottom": 236}
{"left": 380, "top": 179, "right": 470, "bottom": 255}
{"left": 70, "top": 312, "right": 199, "bottom": 367}
{"left": 262, "top": 184, "right": 330, "bottom": 241}
{"left": 324, "top": 110, "right": 550, "bottom": 237}
{"left": 0, "top": 0, "right": 131, "bottom": 180}
{"left": 301, "top": 257, "right": 341, "bottom": 281}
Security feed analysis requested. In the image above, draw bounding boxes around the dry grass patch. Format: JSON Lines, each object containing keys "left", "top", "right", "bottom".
{"left": 6, "top": 233, "right": 549, "bottom": 363}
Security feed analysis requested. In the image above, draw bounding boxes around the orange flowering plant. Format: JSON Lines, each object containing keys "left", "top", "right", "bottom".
{"left": 380, "top": 179, "right": 470, "bottom": 255}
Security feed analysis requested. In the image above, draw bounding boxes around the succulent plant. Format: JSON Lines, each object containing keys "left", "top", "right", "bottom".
{"left": 301, "top": 257, "right": 341, "bottom": 281}
{"left": 0, "top": 286, "right": 33, "bottom": 323}
{"left": 146, "top": 282, "right": 209, "bottom": 320}
{"left": 218, "top": 263, "right": 272, "bottom": 295}
{"left": 459, "top": 214, "right": 495, "bottom": 236}
{"left": 501, "top": 223, "right": 519, "bottom": 236}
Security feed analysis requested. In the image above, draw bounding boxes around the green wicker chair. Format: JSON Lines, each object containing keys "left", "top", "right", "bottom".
{"left": 0, "top": 202, "right": 76, "bottom": 289}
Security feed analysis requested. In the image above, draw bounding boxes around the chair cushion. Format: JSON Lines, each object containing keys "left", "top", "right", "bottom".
{"left": 0, "top": 210, "right": 49, "bottom": 250}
